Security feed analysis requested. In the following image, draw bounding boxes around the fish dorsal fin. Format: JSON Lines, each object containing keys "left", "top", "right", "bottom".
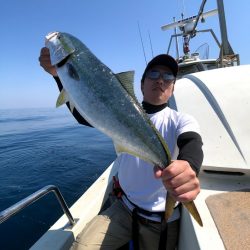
{"left": 115, "top": 71, "right": 171, "bottom": 166}
{"left": 115, "top": 71, "right": 136, "bottom": 100}
{"left": 56, "top": 88, "right": 75, "bottom": 112}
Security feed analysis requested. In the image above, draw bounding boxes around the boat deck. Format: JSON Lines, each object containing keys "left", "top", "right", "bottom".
{"left": 178, "top": 167, "right": 250, "bottom": 250}
{"left": 206, "top": 189, "right": 250, "bottom": 250}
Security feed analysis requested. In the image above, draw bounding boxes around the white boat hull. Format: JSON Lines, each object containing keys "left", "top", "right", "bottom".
{"left": 31, "top": 65, "right": 250, "bottom": 250}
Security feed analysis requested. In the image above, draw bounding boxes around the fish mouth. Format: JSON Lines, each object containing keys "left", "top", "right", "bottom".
{"left": 45, "top": 32, "right": 60, "bottom": 48}
{"left": 45, "top": 31, "right": 59, "bottom": 41}
{"left": 45, "top": 31, "right": 76, "bottom": 66}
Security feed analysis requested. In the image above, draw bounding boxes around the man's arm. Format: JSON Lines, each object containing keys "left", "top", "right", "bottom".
{"left": 154, "top": 131, "right": 203, "bottom": 202}
{"left": 54, "top": 76, "right": 93, "bottom": 127}
{"left": 177, "top": 131, "right": 203, "bottom": 175}
{"left": 39, "top": 47, "right": 92, "bottom": 127}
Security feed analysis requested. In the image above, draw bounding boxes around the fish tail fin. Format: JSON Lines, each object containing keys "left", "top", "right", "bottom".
{"left": 183, "top": 201, "right": 203, "bottom": 226}
{"left": 164, "top": 194, "right": 176, "bottom": 221}
{"left": 165, "top": 195, "right": 203, "bottom": 227}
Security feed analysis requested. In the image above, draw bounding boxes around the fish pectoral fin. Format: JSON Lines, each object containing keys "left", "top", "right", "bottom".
{"left": 115, "top": 71, "right": 137, "bottom": 100}
{"left": 56, "top": 88, "right": 71, "bottom": 108}
{"left": 183, "top": 201, "right": 203, "bottom": 227}
{"left": 56, "top": 88, "right": 69, "bottom": 107}
{"left": 56, "top": 89, "right": 75, "bottom": 112}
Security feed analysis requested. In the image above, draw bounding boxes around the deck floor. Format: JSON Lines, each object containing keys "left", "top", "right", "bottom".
{"left": 206, "top": 189, "right": 250, "bottom": 250}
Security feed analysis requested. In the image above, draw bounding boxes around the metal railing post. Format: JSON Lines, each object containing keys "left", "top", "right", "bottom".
{"left": 0, "top": 185, "right": 75, "bottom": 226}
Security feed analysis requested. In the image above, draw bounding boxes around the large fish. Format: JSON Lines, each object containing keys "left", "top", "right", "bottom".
{"left": 45, "top": 31, "right": 203, "bottom": 226}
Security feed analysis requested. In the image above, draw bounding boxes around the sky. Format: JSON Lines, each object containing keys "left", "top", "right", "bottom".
{"left": 1, "top": 0, "right": 250, "bottom": 109}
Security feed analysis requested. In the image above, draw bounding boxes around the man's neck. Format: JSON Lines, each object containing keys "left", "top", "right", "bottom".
{"left": 142, "top": 101, "right": 167, "bottom": 114}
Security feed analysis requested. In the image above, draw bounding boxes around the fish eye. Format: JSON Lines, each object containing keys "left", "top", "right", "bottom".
{"left": 67, "top": 63, "right": 80, "bottom": 81}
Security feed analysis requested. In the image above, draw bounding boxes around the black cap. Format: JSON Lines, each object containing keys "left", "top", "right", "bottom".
{"left": 141, "top": 54, "right": 178, "bottom": 82}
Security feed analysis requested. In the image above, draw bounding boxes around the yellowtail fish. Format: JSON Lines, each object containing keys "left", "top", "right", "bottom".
{"left": 45, "top": 31, "right": 202, "bottom": 226}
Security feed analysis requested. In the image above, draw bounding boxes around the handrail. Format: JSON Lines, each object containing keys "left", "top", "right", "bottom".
{"left": 0, "top": 185, "right": 75, "bottom": 226}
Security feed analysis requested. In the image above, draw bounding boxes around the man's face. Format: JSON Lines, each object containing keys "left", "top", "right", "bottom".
{"left": 141, "top": 65, "right": 175, "bottom": 105}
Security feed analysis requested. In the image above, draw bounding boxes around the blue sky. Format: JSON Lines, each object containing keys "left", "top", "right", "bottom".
{"left": 1, "top": 0, "right": 249, "bottom": 109}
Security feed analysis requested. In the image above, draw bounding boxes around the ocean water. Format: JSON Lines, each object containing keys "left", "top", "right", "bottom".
{"left": 0, "top": 107, "right": 116, "bottom": 250}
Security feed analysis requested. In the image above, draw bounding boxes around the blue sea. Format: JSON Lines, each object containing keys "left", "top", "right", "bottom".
{"left": 0, "top": 107, "right": 116, "bottom": 250}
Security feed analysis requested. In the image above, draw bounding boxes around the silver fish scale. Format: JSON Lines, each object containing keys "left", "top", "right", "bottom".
{"left": 48, "top": 32, "right": 170, "bottom": 168}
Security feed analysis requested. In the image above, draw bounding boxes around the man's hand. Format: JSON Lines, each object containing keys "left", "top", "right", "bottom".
{"left": 39, "top": 47, "right": 58, "bottom": 77}
{"left": 154, "top": 160, "right": 200, "bottom": 202}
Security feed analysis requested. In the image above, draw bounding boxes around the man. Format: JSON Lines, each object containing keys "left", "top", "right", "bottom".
{"left": 39, "top": 48, "right": 203, "bottom": 250}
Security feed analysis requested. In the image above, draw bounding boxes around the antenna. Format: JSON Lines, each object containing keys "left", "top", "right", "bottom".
{"left": 173, "top": 17, "right": 180, "bottom": 59}
{"left": 148, "top": 30, "right": 154, "bottom": 58}
{"left": 137, "top": 21, "right": 147, "bottom": 65}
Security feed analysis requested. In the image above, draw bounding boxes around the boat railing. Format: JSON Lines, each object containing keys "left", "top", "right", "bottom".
{"left": 0, "top": 185, "right": 75, "bottom": 226}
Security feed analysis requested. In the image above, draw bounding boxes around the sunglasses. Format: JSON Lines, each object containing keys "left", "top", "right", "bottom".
{"left": 146, "top": 70, "right": 175, "bottom": 82}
